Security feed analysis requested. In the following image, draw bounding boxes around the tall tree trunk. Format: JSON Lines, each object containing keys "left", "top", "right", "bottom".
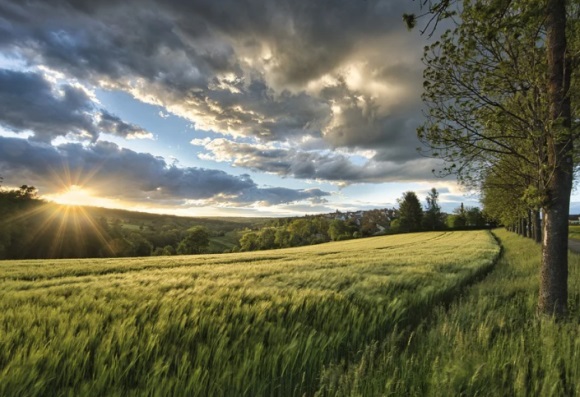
{"left": 539, "top": 0, "right": 573, "bottom": 317}
{"left": 541, "top": 201, "right": 570, "bottom": 315}
{"left": 534, "top": 209, "right": 542, "bottom": 244}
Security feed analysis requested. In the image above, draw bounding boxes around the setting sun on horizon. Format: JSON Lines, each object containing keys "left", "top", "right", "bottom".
{"left": 46, "top": 185, "right": 121, "bottom": 209}
{"left": 50, "top": 185, "right": 92, "bottom": 206}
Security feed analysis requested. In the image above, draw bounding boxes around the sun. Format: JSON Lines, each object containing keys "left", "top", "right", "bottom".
{"left": 46, "top": 185, "right": 123, "bottom": 209}
{"left": 51, "top": 185, "right": 95, "bottom": 206}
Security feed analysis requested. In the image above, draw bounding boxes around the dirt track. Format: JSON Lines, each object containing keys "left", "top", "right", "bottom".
{"left": 569, "top": 239, "right": 580, "bottom": 254}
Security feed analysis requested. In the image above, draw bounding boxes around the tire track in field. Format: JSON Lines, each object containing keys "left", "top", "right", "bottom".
{"left": 0, "top": 254, "right": 289, "bottom": 285}
{"left": 1, "top": 251, "right": 355, "bottom": 292}
{"left": 317, "top": 230, "right": 503, "bottom": 391}
{"left": 373, "top": 231, "right": 450, "bottom": 251}
{"left": 1, "top": 231, "right": 476, "bottom": 293}
{"left": 1, "top": 234, "right": 447, "bottom": 284}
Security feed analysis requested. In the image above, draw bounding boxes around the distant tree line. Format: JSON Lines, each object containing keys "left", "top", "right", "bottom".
{"left": 382, "top": 189, "right": 489, "bottom": 233}
{"left": 1, "top": 183, "right": 493, "bottom": 259}
{"left": 237, "top": 209, "right": 396, "bottom": 252}
{"left": 237, "top": 188, "right": 492, "bottom": 252}
{"left": 239, "top": 217, "right": 356, "bottom": 252}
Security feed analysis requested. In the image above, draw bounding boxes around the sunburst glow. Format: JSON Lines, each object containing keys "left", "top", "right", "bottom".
{"left": 51, "top": 185, "right": 93, "bottom": 206}
{"left": 1, "top": 196, "right": 116, "bottom": 258}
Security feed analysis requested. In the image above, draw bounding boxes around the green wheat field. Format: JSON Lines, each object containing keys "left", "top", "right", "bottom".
{"left": 1, "top": 230, "right": 580, "bottom": 396}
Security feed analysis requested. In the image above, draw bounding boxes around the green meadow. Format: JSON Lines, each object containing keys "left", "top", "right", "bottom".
{"left": 317, "top": 229, "right": 580, "bottom": 396}
{"left": 0, "top": 231, "right": 499, "bottom": 396}
{"left": 4, "top": 229, "right": 580, "bottom": 396}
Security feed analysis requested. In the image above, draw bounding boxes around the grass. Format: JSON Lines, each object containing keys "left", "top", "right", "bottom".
{"left": 208, "top": 230, "right": 243, "bottom": 253}
{"left": 0, "top": 231, "right": 499, "bottom": 397}
{"left": 316, "top": 229, "right": 580, "bottom": 396}
{"left": 569, "top": 224, "right": 580, "bottom": 241}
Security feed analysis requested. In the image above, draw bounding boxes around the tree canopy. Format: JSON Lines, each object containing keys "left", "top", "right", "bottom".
{"left": 413, "top": 0, "right": 577, "bottom": 315}
{"left": 177, "top": 226, "right": 210, "bottom": 255}
{"left": 398, "top": 191, "right": 424, "bottom": 232}
{"left": 422, "top": 188, "right": 445, "bottom": 230}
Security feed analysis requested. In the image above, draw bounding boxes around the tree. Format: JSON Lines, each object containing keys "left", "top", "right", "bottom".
{"left": 446, "top": 203, "right": 467, "bottom": 229}
{"left": 422, "top": 188, "right": 445, "bottom": 230}
{"left": 328, "top": 219, "right": 352, "bottom": 241}
{"left": 163, "top": 245, "right": 176, "bottom": 255}
{"left": 311, "top": 216, "right": 330, "bottom": 241}
{"left": 239, "top": 232, "right": 259, "bottom": 252}
{"left": 257, "top": 228, "right": 276, "bottom": 250}
{"left": 287, "top": 218, "right": 316, "bottom": 246}
{"left": 176, "top": 226, "right": 209, "bottom": 255}
{"left": 397, "top": 191, "right": 423, "bottom": 232}
{"left": 389, "top": 218, "right": 401, "bottom": 232}
{"left": 540, "top": 0, "right": 574, "bottom": 316}
{"left": 126, "top": 232, "right": 153, "bottom": 257}
{"left": 274, "top": 229, "right": 291, "bottom": 248}
{"left": 152, "top": 245, "right": 175, "bottom": 256}
{"left": 409, "top": 0, "right": 576, "bottom": 316}
{"left": 479, "top": 154, "right": 543, "bottom": 241}
{"left": 152, "top": 247, "right": 165, "bottom": 256}
{"left": 465, "top": 207, "right": 485, "bottom": 228}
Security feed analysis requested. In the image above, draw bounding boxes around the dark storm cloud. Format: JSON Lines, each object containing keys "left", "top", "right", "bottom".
{"left": 97, "top": 111, "right": 152, "bottom": 140}
{"left": 0, "top": 136, "right": 329, "bottom": 205}
{"left": 319, "top": 78, "right": 424, "bottom": 162}
{"left": 0, "top": 69, "right": 151, "bottom": 142}
{"left": 0, "top": 0, "right": 430, "bottom": 179}
{"left": 163, "top": 0, "right": 409, "bottom": 85}
{"left": 198, "top": 139, "right": 441, "bottom": 183}
{"left": 190, "top": 79, "right": 330, "bottom": 141}
{"left": 0, "top": 69, "right": 97, "bottom": 142}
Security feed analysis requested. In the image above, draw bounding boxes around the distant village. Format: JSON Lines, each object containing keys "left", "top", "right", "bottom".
{"left": 321, "top": 208, "right": 398, "bottom": 232}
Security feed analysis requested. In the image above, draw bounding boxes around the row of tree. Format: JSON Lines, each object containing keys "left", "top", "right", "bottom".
{"left": 408, "top": 0, "right": 579, "bottom": 315}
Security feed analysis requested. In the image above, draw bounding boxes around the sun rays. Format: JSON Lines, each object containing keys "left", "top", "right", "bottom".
{"left": 4, "top": 158, "right": 125, "bottom": 258}
{"left": 2, "top": 193, "right": 116, "bottom": 258}
{"left": 50, "top": 185, "right": 93, "bottom": 206}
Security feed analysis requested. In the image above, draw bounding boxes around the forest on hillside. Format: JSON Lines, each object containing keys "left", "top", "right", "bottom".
{"left": 0, "top": 185, "right": 263, "bottom": 260}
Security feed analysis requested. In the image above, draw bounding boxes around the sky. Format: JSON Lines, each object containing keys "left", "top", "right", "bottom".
{"left": 1, "top": 0, "right": 573, "bottom": 217}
